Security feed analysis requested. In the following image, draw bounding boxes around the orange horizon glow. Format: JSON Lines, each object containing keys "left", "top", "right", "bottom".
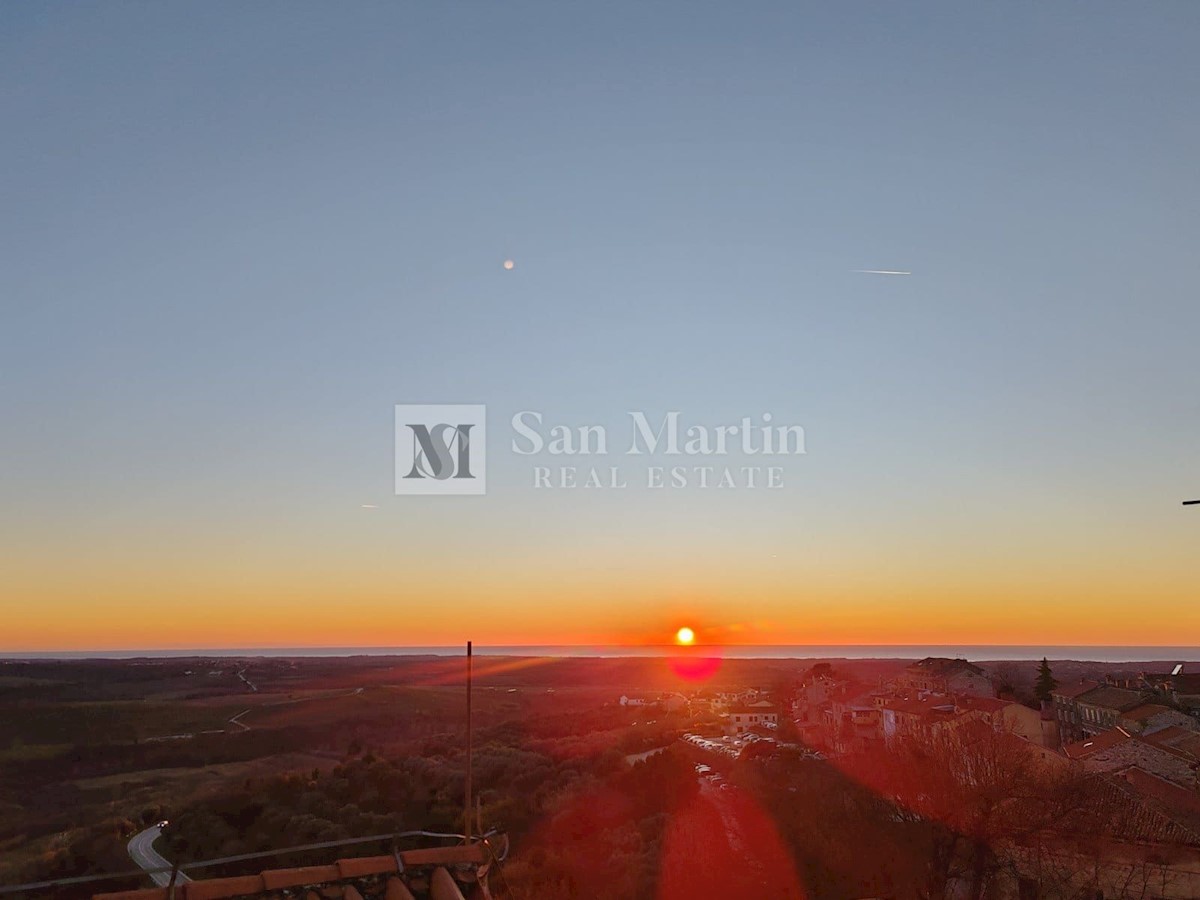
{"left": 5, "top": 619, "right": 1199, "bottom": 654}
{"left": 4, "top": 564, "right": 1199, "bottom": 653}
{"left": 5, "top": 619, "right": 1200, "bottom": 653}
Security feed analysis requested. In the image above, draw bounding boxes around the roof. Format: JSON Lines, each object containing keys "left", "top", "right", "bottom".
{"left": 878, "top": 696, "right": 940, "bottom": 720}
{"left": 1119, "top": 703, "right": 1176, "bottom": 724}
{"left": 1051, "top": 679, "right": 1099, "bottom": 700}
{"left": 881, "top": 693, "right": 1008, "bottom": 717}
{"left": 730, "top": 703, "right": 778, "bottom": 715}
{"left": 1120, "top": 767, "right": 1200, "bottom": 832}
{"left": 1085, "top": 773, "right": 1200, "bottom": 846}
{"left": 1063, "top": 728, "right": 1131, "bottom": 761}
{"left": 1144, "top": 725, "right": 1200, "bottom": 760}
{"left": 952, "top": 695, "right": 1010, "bottom": 715}
{"left": 1063, "top": 728, "right": 1199, "bottom": 789}
{"left": 837, "top": 691, "right": 881, "bottom": 709}
{"left": 93, "top": 846, "right": 487, "bottom": 900}
{"left": 1074, "top": 685, "right": 1145, "bottom": 712}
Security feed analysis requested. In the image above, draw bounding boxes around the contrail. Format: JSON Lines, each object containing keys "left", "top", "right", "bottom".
{"left": 854, "top": 269, "right": 912, "bottom": 275}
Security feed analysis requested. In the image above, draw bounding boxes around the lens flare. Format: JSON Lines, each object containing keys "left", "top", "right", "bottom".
{"left": 668, "top": 655, "right": 722, "bottom": 682}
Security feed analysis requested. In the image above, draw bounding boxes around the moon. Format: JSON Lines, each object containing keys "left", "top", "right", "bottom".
{"left": 503, "top": 259, "right": 515, "bottom": 270}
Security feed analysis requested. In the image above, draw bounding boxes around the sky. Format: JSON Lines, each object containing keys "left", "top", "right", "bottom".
{"left": 2, "top": 3, "right": 1198, "bottom": 651}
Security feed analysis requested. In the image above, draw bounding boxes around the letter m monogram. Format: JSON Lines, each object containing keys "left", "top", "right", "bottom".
{"left": 405, "top": 423, "right": 474, "bottom": 480}
{"left": 395, "top": 405, "right": 486, "bottom": 495}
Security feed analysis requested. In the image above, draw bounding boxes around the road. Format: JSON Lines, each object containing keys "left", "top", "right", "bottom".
{"left": 227, "top": 709, "right": 252, "bottom": 731}
{"left": 624, "top": 745, "right": 670, "bottom": 764}
{"left": 127, "top": 826, "right": 190, "bottom": 887}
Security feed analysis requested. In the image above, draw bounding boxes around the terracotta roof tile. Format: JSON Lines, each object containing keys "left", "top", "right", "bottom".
{"left": 384, "top": 878, "right": 417, "bottom": 900}
{"left": 1122, "top": 768, "right": 1200, "bottom": 822}
{"left": 1120, "top": 703, "right": 1174, "bottom": 723}
{"left": 1075, "top": 685, "right": 1145, "bottom": 712}
{"left": 185, "top": 875, "right": 266, "bottom": 900}
{"left": 953, "top": 695, "right": 1009, "bottom": 714}
{"left": 1051, "top": 679, "right": 1099, "bottom": 700}
{"left": 336, "top": 856, "right": 399, "bottom": 879}
{"left": 261, "top": 865, "right": 340, "bottom": 890}
{"left": 1063, "top": 728, "right": 1131, "bottom": 760}
{"left": 1145, "top": 724, "right": 1200, "bottom": 759}
{"left": 1086, "top": 774, "right": 1200, "bottom": 846}
{"left": 429, "top": 868, "right": 465, "bottom": 900}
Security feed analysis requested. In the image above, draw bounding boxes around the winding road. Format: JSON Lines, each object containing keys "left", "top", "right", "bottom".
{"left": 127, "top": 825, "right": 190, "bottom": 887}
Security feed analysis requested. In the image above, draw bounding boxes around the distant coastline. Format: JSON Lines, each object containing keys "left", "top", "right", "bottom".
{"left": 3, "top": 645, "right": 1199, "bottom": 663}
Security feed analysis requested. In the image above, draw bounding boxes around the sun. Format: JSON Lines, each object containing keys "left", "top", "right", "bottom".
{"left": 675, "top": 626, "right": 695, "bottom": 646}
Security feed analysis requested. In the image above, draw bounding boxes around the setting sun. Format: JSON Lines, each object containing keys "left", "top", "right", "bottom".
{"left": 675, "top": 626, "right": 695, "bottom": 645}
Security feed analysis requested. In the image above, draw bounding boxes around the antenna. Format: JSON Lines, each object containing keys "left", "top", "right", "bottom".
{"left": 465, "top": 640, "right": 473, "bottom": 845}
{"left": 1184, "top": 500, "right": 1200, "bottom": 505}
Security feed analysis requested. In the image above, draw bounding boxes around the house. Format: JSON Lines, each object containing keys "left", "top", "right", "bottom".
{"left": 880, "top": 695, "right": 936, "bottom": 742}
{"left": 792, "top": 674, "right": 850, "bottom": 728}
{"left": 985, "top": 696, "right": 1059, "bottom": 748}
{"left": 800, "top": 674, "right": 844, "bottom": 706}
{"left": 878, "top": 693, "right": 976, "bottom": 743}
{"left": 897, "top": 657, "right": 993, "bottom": 698}
{"left": 660, "top": 692, "right": 688, "bottom": 713}
{"left": 878, "top": 692, "right": 1056, "bottom": 749}
{"left": 826, "top": 692, "right": 882, "bottom": 754}
{"left": 1050, "top": 679, "right": 1100, "bottom": 745}
{"left": 1145, "top": 724, "right": 1200, "bottom": 760}
{"left": 1072, "top": 685, "right": 1147, "bottom": 737}
{"left": 1063, "top": 730, "right": 1199, "bottom": 790}
{"left": 1000, "top": 769, "right": 1200, "bottom": 900}
{"left": 725, "top": 702, "right": 778, "bottom": 736}
{"left": 1117, "top": 703, "right": 1198, "bottom": 736}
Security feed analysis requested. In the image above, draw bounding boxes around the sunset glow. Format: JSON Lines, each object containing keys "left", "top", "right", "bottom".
{"left": 675, "top": 627, "right": 695, "bottom": 645}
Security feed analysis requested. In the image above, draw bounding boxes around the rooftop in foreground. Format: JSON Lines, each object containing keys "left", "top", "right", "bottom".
{"left": 93, "top": 844, "right": 492, "bottom": 900}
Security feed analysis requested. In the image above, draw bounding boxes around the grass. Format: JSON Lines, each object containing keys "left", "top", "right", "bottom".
{"left": 0, "top": 742, "right": 70, "bottom": 763}
{"left": 0, "top": 700, "right": 254, "bottom": 748}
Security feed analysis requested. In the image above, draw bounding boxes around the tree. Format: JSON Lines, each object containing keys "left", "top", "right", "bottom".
{"left": 842, "top": 722, "right": 1089, "bottom": 900}
{"left": 1034, "top": 658, "right": 1057, "bottom": 703}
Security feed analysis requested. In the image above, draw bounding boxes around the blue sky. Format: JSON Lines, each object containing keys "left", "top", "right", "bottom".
{"left": 2, "top": 3, "right": 1198, "bottom": 648}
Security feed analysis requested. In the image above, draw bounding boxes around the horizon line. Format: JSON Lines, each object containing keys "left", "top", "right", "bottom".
{"left": 4, "top": 641, "right": 1200, "bottom": 658}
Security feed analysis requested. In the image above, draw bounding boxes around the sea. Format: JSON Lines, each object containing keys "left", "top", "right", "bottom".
{"left": 3, "top": 645, "right": 1200, "bottom": 663}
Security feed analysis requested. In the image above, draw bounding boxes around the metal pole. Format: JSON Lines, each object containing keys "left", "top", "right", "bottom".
{"left": 1184, "top": 500, "right": 1199, "bottom": 505}
{"left": 465, "top": 640, "right": 473, "bottom": 844}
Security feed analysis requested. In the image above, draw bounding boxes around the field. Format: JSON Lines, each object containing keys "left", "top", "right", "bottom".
{"left": 0, "top": 654, "right": 839, "bottom": 884}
